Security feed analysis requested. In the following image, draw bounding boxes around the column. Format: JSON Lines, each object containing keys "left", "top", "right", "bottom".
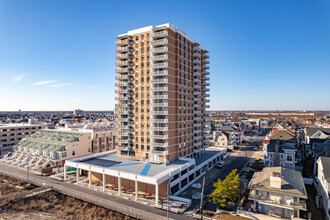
{"left": 89, "top": 170, "right": 92, "bottom": 188}
{"left": 76, "top": 168, "right": 79, "bottom": 183}
{"left": 102, "top": 173, "right": 106, "bottom": 192}
{"left": 135, "top": 179, "right": 138, "bottom": 201}
{"left": 155, "top": 183, "right": 159, "bottom": 204}
{"left": 63, "top": 165, "right": 67, "bottom": 181}
{"left": 118, "top": 176, "right": 121, "bottom": 196}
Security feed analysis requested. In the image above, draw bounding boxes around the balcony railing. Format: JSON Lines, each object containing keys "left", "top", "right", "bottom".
{"left": 115, "top": 46, "right": 129, "bottom": 52}
{"left": 153, "top": 127, "right": 168, "bottom": 131}
{"left": 194, "top": 129, "right": 202, "bottom": 134}
{"left": 248, "top": 194, "right": 307, "bottom": 210}
{"left": 194, "top": 78, "right": 201, "bottom": 83}
{"left": 152, "top": 54, "right": 168, "bottom": 61}
{"left": 153, "top": 111, "right": 168, "bottom": 115}
{"left": 152, "top": 103, "right": 168, "bottom": 107}
{"left": 116, "top": 139, "right": 129, "bottom": 144}
{"left": 115, "top": 39, "right": 129, "bottom": 46}
{"left": 115, "top": 104, "right": 128, "bottom": 108}
{"left": 116, "top": 146, "right": 129, "bottom": 151}
{"left": 115, "top": 61, "right": 129, "bottom": 66}
{"left": 152, "top": 78, "right": 168, "bottom": 84}
{"left": 152, "top": 135, "right": 168, "bottom": 139}
{"left": 153, "top": 95, "right": 168, "bottom": 99}
{"left": 115, "top": 89, "right": 128, "bottom": 94}
{"left": 115, "top": 75, "right": 129, "bottom": 80}
{"left": 115, "top": 82, "right": 128, "bottom": 87}
{"left": 153, "top": 70, "right": 168, "bottom": 76}
{"left": 151, "top": 46, "right": 168, "bottom": 53}
{"left": 194, "top": 123, "right": 202, "bottom": 127}
{"left": 194, "top": 65, "right": 201, "bottom": 71}
{"left": 152, "top": 86, "right": 168, "bottom": 92}
{"left": 152, "top": 30, "right": 168, "bottom": 38}
{"left": 152, "top": 142, "right": 168, "bottom": 148}
{"left": 152, "top": 118, "right": 168, "bottom": 123}
{"left": 115, "top": 68, "right": 129, "bottom": 73}
{"left": 194, "top": 142, "right": 202, "bottom": 147}
{"left": 194, "top": 53, "right": 201, "bottom": 58}
{"left": 119, "top": 118, "right": 129, "bottom": 122}
{"left": 151, "top": 38, "right": 168, "bottom": 46}
{"left": 115, "top": 54, "right": 129, "bottom": 60}
{"left": 152, "top": 63, "right": 168, "bottom": 68}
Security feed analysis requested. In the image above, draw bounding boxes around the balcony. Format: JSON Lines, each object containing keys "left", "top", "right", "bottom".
{"left": 248, "top": 193, "right": 307, "bottom": 210}
{"left": 194, "top": 111, "right": 201, "bottom": 114}
{"left": 119, "top": 111, "right": 129, "bottom": 115}
{"left": 202, "top": 65, "right": 210, "bottom": 70}
{"left": 194, "top": 78, "right": 201, "bottom": 83}
{"left": 194, "top": 117, "right": 201, "bottom": 121}
{"left": 194, "top": 142, "right": 202, "bottom": 147}
{"left": 117, "top": 132, "right": 128, "bottom": 137}
{"left": 115, "top": 68, "right": 129, "bottom": 73}
{"left": 194, "top": 123, "right": 202, "bottom": 127}
{"left": 205, "top": 88, "right": 210, "bottom": 92}
{"left": 194, "top": 46, "right": 201, "bottom": 52}
{"left": 153, "top": 70, "right": 168, "bottom": 76}
{"left": 151, "top": 38, "right": 168, "bottom": 46}
{"left": 117, "top": 146, "right": 129, "bottom": 151}
{"left": 204, "top": 138, "right": 210, "bottom": 143}
{"left": 152, "top": 103, "right": 168, "bottom": 107}
{"left": 194, "top": 104, "right": 201, "bottom": 109}
{"left": 204, "top": 76, "right": 210, "bottom": 81}
{"left": 194, "top": 98, "right": 201, "bottom": 102}
{"left": 119, "top": 118, "right": 128, "bottom": 122}
{"left": 153, "top": 95, "right": 168, "bottom": 99}
{"left": 194, "top": 85, "right": 201, "bottom": 90}
{"left": 115, "top": 104, "right": 128, "bottom": 108}
{"left": 203, "top": 71, "right": 210, "bottom": 75}
{"left": 152, "top": 134, "right": 168, "bottom": 139}
{"left": 115, "top": 82, "right": 128, "bottom": 87}
{"left": 152, "top": 30, "right": 168, "bottom": 38}
{"left": 115, "top": 39, "right": 129, "bottom": 46}
{"left": 115, "top": 61, "right": 129, "bottom": 66}
{"left": 194, "top": 72, "right": 201, "bottom": 77}
{"left": 152, "top": 62, "right": 168, "bottom": 68}
{"left": 152, "top": 78, "right": 168, "bottom": 84}
{"left": 204, "top": 82, "right": 210, "bottom": 86}
{"left": 152, "top": 142, "right": 168, "bottom": 148}
{"left": 151, "top": 46, "right": 168, "bottom": 53}
{"left": 194, "top": 129, "right": 202, "bottom": 134}
{"left": 115, "top": 75, "right": 129, "bottom": 80}
{"left": 115, "top": 54, "right": 129, "bottom": 60}
{"left": 205, "top": 105, "right": 210, "bottom": 108}
{"left": 115, "top": 96, "right": 128, "bottom": 101}
{"left": 203, "top": 60, "right": 209, "bottom": 64}
{"left": 194, "top": 65, "right": 201, "bottom": 71}
{"left": 203, "top": 54, "right": 210, "bottom": 59}
{"left": 115, "top": 89, "right": 128, "bottom": 94}
{"left": 205, "top": 93, "right": 210, "bottom": 97}
{"left": 153, "top": 111, "right": 168, "bottom": 115}
{"left": 117, "top": 125, "right": 128, "bottom": 129}
{"left": 194, "top": 136, "right": 202, "bottom": 141}
{"left": 152, "top": 86, "right": 168, "bottom": 92}
{"left": 152, "top": 54, "right": 168, "bottom": 61}
{"left": 116, "top": 139, "right": 129, "bottom": 144}
{"left": 194, "top": 53, "right": 201, "bottom": 58}
{"left": 153, "top": 127, "right": 168, "bottom": 131}
{"left": 115, "top": 46, "right": 128, "bottom": 52}
{"left": 152, "top": 118, "right": 168, "bottom": 123}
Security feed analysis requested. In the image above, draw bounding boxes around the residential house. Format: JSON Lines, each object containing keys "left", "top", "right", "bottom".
{"left": 248, "top": 167, "right": 308, "bottom": 219}
{"left": 314, "top": 156, "right": 330, "bottom": 220}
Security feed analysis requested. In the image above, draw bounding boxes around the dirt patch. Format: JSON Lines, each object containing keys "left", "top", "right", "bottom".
{"left": 0, "top": 174, "right": 134, "bottom": 220}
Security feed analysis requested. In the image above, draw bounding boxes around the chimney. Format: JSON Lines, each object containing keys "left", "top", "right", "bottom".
{"left": 270, "top": 172, "right": 281, "bottom": 189}
{"left": 275, "top": 140, "right": 280, "bottom": 152}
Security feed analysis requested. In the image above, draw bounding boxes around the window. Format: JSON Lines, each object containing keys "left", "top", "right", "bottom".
{"left": 72, "top": 151, "right": 75, "bottom": 156}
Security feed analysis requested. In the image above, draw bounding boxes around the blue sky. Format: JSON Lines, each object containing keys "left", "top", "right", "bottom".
{"left": 0, "top": 0, "right": 329, "bottom": 111}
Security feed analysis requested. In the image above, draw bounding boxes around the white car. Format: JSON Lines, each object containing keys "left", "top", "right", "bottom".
{"left": 216, "top": 161, "right": 225, "bottom": 168}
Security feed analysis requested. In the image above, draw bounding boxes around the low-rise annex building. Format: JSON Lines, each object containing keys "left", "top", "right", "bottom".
{"left": 64, "top": 147, "right": 227, "bottom": 204}
{"left": 1, "top": 129, "right": 92, "bottom": 174}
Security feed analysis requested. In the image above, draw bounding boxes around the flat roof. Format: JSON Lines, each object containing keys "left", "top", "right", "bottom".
{"left": 66, "top": 148, "right": 225, "bottom": 183}
{"left": 0, "top": 123, "right": 43, "bottom": 128}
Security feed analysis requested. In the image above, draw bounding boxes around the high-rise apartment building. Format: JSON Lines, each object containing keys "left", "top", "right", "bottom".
{"left": 115, "top": 23, "right": 210, "bottom": 164}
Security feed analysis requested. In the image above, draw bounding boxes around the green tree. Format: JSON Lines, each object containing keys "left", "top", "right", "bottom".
{"left": 208, "top": 169, "right": 240, "bottom": 208}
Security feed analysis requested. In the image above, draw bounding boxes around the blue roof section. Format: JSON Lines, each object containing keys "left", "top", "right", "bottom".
{"left": 107, "top": 162, "right": 143, "bottom": 168}
{"left": 140, "top": 163, "right": 151, "bottom": 176}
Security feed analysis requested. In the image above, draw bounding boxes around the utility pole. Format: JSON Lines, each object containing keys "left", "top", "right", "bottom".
{"left": 200, "top": 177, "right": 205, "bottom": 219}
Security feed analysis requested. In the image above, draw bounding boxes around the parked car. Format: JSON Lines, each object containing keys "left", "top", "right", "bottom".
{"left": 253, "top": 146, "right": 259, "bottom": 150}
{"left": 216, "top": 161, "right": 225, "bottom": 168}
